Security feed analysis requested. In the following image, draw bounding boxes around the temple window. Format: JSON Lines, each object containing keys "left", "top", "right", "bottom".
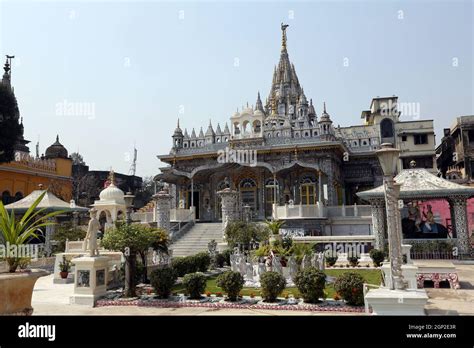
{"left": 380, "top": 118, "right": 394, "bottom": 138}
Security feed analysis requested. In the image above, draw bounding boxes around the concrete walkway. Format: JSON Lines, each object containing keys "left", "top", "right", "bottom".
{"left": 31, "top": 262, "right": 474, "bottom": 316}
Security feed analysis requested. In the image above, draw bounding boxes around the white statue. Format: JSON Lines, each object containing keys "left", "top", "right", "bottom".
{"left": 230, "top": 254, "right": 237, "bottom": 272}
{"left": 245, "top": 261, "right": 254, "bottom": 281}
{"left": 302, "top": 254, "right": 311, "bottom": 269}
{"left": 318, "top": 252, "right": 325, "bottom": 271}
{"left": 265, "top": 255, "right": 273, "bottom": 272}
{"left": 272, "top": 255, "right": 283, "bottom": 275}
{"left": 311, "top": 253, "right": 318, "bottom": 268}
{"left": 84, "top": 208, "right": 100, "bottom": 257}
{"left": 258, "top": 262, "right": 266, "bottom": 277}
{"left": 239, "top": 258, "right": 246, "bottom": 277}
{"left": 288, "top": 256, "right": 298, "bottom": 279}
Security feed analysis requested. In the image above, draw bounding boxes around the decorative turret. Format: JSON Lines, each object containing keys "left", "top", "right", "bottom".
{"left": 223, "top": 123, "right": 231, "bottom": 142}
{"left": 297, "top": 88, "right": 309, "bottom": 119}
{"left": 319, "top": 102, "right": 334, "bottom": 136}
{"left": 255, "top": 91, "right": 264, "bottom": 113}
{"left": 205, "top": 120, "right": 215, "bottom": 144}
{"left": 172, "top": 119, "right": 184, "bottom": 149}
{"left": 308, "top": 98, "right": 317, "bottom": 124}
{"left": 198, "top": 127, "right": 205, "bottom": 147}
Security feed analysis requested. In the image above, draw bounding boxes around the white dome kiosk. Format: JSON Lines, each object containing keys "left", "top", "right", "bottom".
{"left": 92, "top": 170, "right": 126, "bottom": 231}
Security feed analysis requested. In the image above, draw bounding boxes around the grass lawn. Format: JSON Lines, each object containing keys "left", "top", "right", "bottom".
{"left": 172, "top": 268, "right": 382, "bottom": 299}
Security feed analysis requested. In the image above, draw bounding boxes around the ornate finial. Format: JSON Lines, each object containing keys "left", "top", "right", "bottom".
{"left": 108, "top": 169, "right": 116, "bottom": 186}
{"left": 323, "top": 102, "right": 327, "bottom": 113}
{"left": 409, "top": 160, "right": 416, "bottom": 168}
{"left": 3, "top": 58, "right": 10, "bottom": 74}
{"left": 56, "top": 134, "right": 59, "bottom": 142}
{"left": 177, "top": 118, "right": 180, "bottom": 128}
{"left": 281, "top": 23, "right": 289, "bottom": 51}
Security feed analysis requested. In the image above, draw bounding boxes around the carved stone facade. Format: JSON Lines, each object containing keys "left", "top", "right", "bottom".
{"left": 153, "top": 189, "right": 172, "bottom": 233}
{"left": 448, "top": 197, "right": 471, "bottom": 256}
{"left": 217, "top": 188, "right": 238, "bottom": 233}
{"left": 370, "top": 199, "right": 386, "bottom": 250}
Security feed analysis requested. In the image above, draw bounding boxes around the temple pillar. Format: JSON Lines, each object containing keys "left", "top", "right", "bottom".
{"left": 153, "top": 188, "right": 173, "bottom": 234}
{"left": 449, "top": 197, "right": 471, "bottom": 257}
{"left": 327, "top": 172, "right": 337, "bottom": 206}
{"left": 318, "top": 171, "right": 323, "bottom": 204}
{"left": 370, "top": 199, "right": 386, "bottom": 251}
{"left": 217, "top": 188, "right": 238, "bottom": 235}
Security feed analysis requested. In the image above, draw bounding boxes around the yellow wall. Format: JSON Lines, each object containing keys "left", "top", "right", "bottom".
{"left": 0, "top": 158, "right": 73, "bottom": 201}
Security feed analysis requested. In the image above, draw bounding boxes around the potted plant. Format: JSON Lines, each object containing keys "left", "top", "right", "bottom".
{"left": 59, "top": 256, "right": 71, "bottom": 279}
{"left": 0, "top": 191, "right": 64, "bottom": 315}
{"left": 265, "top": 219, "right": 285, "bottom": 244}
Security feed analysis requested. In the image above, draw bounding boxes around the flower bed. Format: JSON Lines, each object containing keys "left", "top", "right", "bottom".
{"left": 96, "top": 295, "right": 365, "bottom": 313}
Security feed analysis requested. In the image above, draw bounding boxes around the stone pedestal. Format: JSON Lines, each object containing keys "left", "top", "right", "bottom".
{"left": 70, "top": 256, "right": 110, "bottom": 307}
{"left": 365, "top": 288, "right": 428, "bottom": 315}
{"left": 381, "top": 262, "right": 419, "bottom": 289}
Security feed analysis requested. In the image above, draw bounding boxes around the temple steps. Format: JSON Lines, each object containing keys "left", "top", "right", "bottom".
{"left": 170, "top": 222, "right": 224, "bottom": 257}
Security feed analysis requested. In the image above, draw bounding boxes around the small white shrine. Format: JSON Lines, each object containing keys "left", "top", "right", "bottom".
{"left": 91, "top": 170, "right": 127, "bottom": 231}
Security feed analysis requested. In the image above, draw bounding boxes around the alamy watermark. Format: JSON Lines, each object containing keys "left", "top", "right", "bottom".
{"left": 217, "top": 147, "right": 257, "bottom": 167}
{"left": 55, "top": 99, "right": 96, "bottom": 120}
{"left": 379, "top": 99, "right": 420, "bottom": 120}
{"left": 0, "top": 242, "right": 39, "bottom": 261}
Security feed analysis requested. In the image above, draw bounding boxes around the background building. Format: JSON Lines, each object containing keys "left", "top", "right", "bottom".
{"left": 0, "top": 58, "right": 73, "bottom": 203}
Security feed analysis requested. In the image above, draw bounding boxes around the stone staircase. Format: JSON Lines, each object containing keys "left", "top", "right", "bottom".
{"left": 169, "top": 222, "right": 224, "bottom": 257}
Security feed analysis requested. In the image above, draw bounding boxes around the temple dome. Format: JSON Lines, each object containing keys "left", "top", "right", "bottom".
{"left": 45, "top": 135, "right": 68, "bottom": 159}
{"left": 99, "top": 182, "right": 125, "bottom": 204}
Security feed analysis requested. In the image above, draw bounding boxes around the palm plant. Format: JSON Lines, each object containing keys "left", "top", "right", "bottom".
{"left": 0, "top": 191, "right": 64, "bottom": 272}
{"left": 264, "top": 219, "right": 285, "bottom": 235}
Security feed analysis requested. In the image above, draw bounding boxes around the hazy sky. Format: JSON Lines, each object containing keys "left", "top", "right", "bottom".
{"left": 0, "top": 0, "right": 472, "bottom": 177}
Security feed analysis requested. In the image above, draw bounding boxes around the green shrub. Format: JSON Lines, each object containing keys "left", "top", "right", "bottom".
{"left": 216, "top": 271, "right": 244, "bottom": 301}
{"left": 221, "top": 249, "right": 232, "bottom": 266}
{"left": 334, "top": 272, "right": 364, "bottom": 306}
{"left": 260, "top": 271, "right": 286, "bottom": 302}
{"left": 171, "top": 257, "right": 196, "bottom": 277}
{"left": 294, "top": 267, "right": 326, "bottom": 303}
{"left": 214, "top": 253, "right": 226, "bottom": 268}
{"left": 369, "top": 249, "right": 385, "bottom": 267}
{"left": 325, "top": 255, "right": 338, "bottom": 267}
{"left": 150, "top": 267, "right": 177, "bottom": 298}
{"left": 347, "top": 256, "right": 359, "bottom": 267}
{"left": 194, "top": 252, "right": 211, "bottom": 272}
{"left": 182, "top": 272, "right": 207, "bottom": 299}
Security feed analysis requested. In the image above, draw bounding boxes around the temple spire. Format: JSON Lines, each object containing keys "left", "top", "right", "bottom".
{"left": 281, "top": 23, "right": 289, "bottom": 51}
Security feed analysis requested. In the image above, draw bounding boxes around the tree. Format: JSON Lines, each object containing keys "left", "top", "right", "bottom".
{"left": 224, "top": 221, "right": 269, "bottom": 250}
{"left": 101, "top": 222, "right": 169, "bottom": 297}
{"left": 0, "top": 84, "right": 22, "bottom": 164}
{"left": 133, "top": 176, "right": 156, "bottom": 209}
{"left": 70, "top": 152, "right": 85, "bottom": 165}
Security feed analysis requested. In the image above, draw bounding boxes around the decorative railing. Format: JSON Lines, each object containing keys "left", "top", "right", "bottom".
{"left": 275, "top": 204, "right": 371, "bottom": 219}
